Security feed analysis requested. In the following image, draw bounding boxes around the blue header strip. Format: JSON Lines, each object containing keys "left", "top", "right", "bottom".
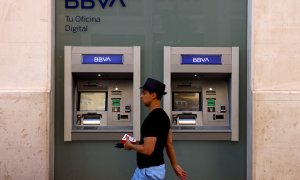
{"left": 82, "top": 54, "right": 123, "bottom": 64}
{"left": 181, "top": 55, "right": 222, "bottom": 65}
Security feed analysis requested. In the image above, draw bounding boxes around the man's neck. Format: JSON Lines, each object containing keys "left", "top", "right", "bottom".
{"left": 148, "top": 100, "right": 161, "bottom": 112}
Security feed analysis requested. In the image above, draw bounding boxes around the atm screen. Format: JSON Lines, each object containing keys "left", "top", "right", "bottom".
{"left": 172, "top": 92, "right": 201, "bottom": 111}
{"left": 79, "top": 92, "right": 107, "bottom": 111}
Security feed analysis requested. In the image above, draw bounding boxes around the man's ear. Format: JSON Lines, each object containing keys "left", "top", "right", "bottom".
{"left": 150, "top": 92, "right": 157, "bottom": 99}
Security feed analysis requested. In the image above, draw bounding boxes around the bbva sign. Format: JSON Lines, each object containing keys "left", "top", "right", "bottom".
{"left": 65, "top": 0, "right": 126, "bottom": 9}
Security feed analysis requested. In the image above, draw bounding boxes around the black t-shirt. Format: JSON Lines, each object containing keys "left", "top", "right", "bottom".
{"left": 137, "top": 108, "right": 171, "bottom": 168}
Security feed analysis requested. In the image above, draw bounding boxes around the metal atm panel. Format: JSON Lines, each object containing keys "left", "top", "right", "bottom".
{"left": 64, "top": 46, "right": 141, "bottom": 141}
{"left": 164, "top": 47, "right": 239, "bottom": 141}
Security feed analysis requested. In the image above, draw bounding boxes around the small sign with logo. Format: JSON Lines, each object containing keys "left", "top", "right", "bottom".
{"left": 181, "top": 55, "right": 222, "bottom": 65}
{"left": 82, "top": 54, "right": 123, "bottom": 64}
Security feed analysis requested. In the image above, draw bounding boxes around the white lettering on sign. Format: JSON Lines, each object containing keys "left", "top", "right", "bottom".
{"left": 94, "top": 57, "right": 111, "bottom": 62}
{"left": 192, "top": 57, "right": 210, "bottom": 63}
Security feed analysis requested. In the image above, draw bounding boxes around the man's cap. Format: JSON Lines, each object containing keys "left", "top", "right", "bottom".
{"left": 141, "top": 78, "right": 167, "bottom": 95}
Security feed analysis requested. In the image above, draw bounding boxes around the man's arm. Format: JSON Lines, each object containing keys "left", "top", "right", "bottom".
{"left": 166, "top": 129, "right": 188, "bottom": 180}
{"left": 166, "top": 129, "right": 178, "bottom": 166}
{"left": 124, "top": 137, "right": 156, "bottom": 155}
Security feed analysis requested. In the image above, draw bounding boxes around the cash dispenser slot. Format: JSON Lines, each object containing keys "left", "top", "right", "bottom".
{"left": 84, "top": 82, "right": 98, "bottom": 87}
{"left": 82, "top": 113, "right": 102, "bottom": 125}
{"left": 177, "top": 113, "right": 197, "bottom": 125}
{"left": 118, "top": 114, "right": 129, "bottom": 120}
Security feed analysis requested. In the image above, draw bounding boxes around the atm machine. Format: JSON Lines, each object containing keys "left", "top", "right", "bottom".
{"left": 164, "top": 47, "right": 239, "bottom": 141}
{"left": 64, "top": 46, "right": 140, "bottom": 141}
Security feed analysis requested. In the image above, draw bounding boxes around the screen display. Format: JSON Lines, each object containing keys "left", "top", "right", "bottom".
{"left": 79, "top": 92, "right": 107, "bottom": 111}
{"left": 172, "top": 92, "right": 201, "bottom": 111}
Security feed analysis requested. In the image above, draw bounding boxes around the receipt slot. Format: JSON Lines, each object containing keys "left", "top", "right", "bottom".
{"left": 64, "top": 46, "right": 141, "bottom": 141}
{"left": 164, "top": 47, "right": 239, "bottom": 141}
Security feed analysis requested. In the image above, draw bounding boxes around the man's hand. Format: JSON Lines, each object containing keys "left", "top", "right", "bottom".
{"left": 124, "top": 137, "right": 133, "bottom": 150}
{"left": 172, "top": 164, "right": 188, "bottom": 180}
{"left": 123, "top": 136, "right": 156, "bottom": 155}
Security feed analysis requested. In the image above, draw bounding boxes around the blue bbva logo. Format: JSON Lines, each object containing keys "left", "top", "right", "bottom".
{"left": 192, "top": 57, "right": 210, "bottom": 63}
{"left": 65, "top": 0, "right": 126, "bottom": 9}
{"left": 94, "top": 56, "right": 111, "bottom": 62}
{"left": 181, "top": 55, "right": 222, "bottom": 65}
{"left": 82, "top": 54, "right": 123, "bottom": 64}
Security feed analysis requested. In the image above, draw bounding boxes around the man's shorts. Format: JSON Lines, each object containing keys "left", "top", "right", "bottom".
{"left": 131, "top": 164, "right": 165, "bottom": 180}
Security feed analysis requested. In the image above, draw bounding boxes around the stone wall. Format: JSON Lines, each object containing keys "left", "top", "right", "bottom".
{"left": 0, "top": 0, "right": 54, "bottom": 179}
{"left": 252, "top": 0, "right": 300, "bottom": 179}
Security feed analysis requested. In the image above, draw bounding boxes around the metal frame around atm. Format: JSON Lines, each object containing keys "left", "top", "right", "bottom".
{"left": 64, "top": 46, "right": 141, "bottom": 141}
{"left": 164, "top": 46, "right": 239, "bottom": 141}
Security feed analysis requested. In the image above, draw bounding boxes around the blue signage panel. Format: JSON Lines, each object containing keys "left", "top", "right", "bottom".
{"left": 82, "top": 54, "right": 123, "bottom": 64}
{"left": 181, "top": 55, "right": 222, "bottom": 65}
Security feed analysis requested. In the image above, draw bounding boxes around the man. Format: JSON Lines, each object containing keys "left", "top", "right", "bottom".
{"left": 124, "top": 78, "right": 187, "bottom": 180}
